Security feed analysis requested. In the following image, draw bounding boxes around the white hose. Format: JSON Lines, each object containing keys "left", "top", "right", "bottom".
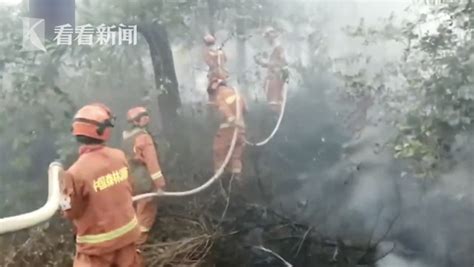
{"left": 0, "top": 162, "right": 62, "bottom": 234}
{"left": 244, "top": 83, "right": 288, "bottom": 147}
{"left": 133, "top": 85, "right": 241, "bottom": 200}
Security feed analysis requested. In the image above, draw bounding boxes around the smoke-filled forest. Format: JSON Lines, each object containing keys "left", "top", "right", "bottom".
{"left": 1, "top": 0, "right": 474, "bottom": 266}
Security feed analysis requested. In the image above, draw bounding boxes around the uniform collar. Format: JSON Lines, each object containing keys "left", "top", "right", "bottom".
{"left": 79, "top": 144, "right": 105, "bottom": 155}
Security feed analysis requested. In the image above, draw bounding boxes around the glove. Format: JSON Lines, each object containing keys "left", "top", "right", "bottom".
{"left": 280, "top": 67, "right": 289, "bottom": 82}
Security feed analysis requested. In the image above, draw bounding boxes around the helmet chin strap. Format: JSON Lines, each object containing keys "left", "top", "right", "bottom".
{"left": 96, "top": 119, "right": 114, "bottom": 136}
{"left": 73, "top": 117, "right": 114, "bottom": 136}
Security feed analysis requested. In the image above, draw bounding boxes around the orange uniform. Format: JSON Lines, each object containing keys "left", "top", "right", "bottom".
{"left": 60, "top": 144, "right": 142, "bottom": 267}
{"left": 213, "top": 84, "right": 247, "bottom": 175}
{"left": 204, "top": 47, "right": 229, "bottom": 103}
{"left": 122, "top": 128, "right": 165, "bottom": 245}
{"left": 263, "top": 44, "right": 287, "bottom": 113}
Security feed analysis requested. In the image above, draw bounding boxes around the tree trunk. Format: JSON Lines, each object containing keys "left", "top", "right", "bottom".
{"left": 138, "top": 22, "right": 189, "bottom": 167}
{"left": 235, "top": 0, "right": 248, "bottom": 98}
{"left": 207, "top": 0, "right": 217, "bottom": 35}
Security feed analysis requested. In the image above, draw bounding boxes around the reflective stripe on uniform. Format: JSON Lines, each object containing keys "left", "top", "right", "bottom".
{"left": 232, "top": 168, "right": 241, "bottom": 173}
{"left": 139, "top": 226, "right": 149, "bottom": 233}
{"left": 220, "top": 123, "right": 231, "bottom": 129}
{"left": 151, "top": 171, "right": 163, "bottom": 180}
{"left": 76, "top": 217, "right": 138, "bottom": 244}
{"left": 225, "top": 95, "right": 237, "bottom": 104}
{"left": 220, "top": 120, "right": 245, "bottom": 129}
{"left": 268, "top": 101, "right": 282, "bottom": 105}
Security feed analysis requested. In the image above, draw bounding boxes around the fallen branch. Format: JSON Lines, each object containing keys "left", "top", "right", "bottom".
{"left": 143, "top": 234, "right": 214, "bottom": 267}
{"left": 254, "top": 246, "right": 293, "bottom": 267}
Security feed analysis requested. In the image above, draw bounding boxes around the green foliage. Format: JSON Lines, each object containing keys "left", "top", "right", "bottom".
{"left": 0, "top": 8, "right": 70, "bottom": 161}
{"left": 336, "top": 2, "right": 474, "bottom": 177}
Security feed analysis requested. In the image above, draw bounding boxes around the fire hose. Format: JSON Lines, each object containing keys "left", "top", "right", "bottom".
{"left": 244, "top": 82, "right": 288, "bottom": 147}
{"left": 133, "top": 86, "right": 242, "bottom": 200}
{"left": 0, "top": 162, "right": 62, "bottom": 234}
{"left": 0, "top": 87, "right": 241, "bottom": 233}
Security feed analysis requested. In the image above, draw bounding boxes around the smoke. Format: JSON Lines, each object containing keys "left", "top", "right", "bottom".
{"left": 234, "top": 2, "right": 474, "bottom": 266}
{"left": 2, "top": 0, "right": 474, "bottom": 265}
{"left": 267, "top": 93, "right": 474, "bottom": 266}
{"left": 377, "top": 254, "right": 431, "bottom": 267}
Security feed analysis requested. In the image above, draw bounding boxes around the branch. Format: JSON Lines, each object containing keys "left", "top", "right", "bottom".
{"left": 294, "top": 227, "right": 312, "bottom": 256}
{"left": 357, "top": 178, "right": 402, "bottom": 265}
{"left": 51, "top": 86, "right": 77, "bottom": 112}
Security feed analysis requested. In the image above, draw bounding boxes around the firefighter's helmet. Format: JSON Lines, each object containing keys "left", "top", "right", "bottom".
{"left": 203, "top": 34, "right": 216, "bottom": 45}
{"left": 127, "top": 106, "right": 150, "bottom": 127}
{"left": 72, "top": 103, "right": 115, "bottom": 141}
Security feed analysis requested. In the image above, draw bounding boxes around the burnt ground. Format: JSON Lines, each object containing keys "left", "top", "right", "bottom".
{"left": 0, "top": 182, "right": 381, "bottom": 267}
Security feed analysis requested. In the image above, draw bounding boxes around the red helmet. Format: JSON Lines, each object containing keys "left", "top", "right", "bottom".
{"left": 72, "top": 103, "right": 115, "bottom": 141}
{"left": 203, "top": 34, "right": 216, "bottom": 45}
{"left": 127, "top": 106, "right": 150, "bottom": 127}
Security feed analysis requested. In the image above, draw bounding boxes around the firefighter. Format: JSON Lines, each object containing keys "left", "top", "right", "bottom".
{"left": 59, "top": 103, "right": 142, "bottom": 267}
{"left": 122, "top": 106, "right": 166, "bottom": 245}
{"left": 203, "top": 34, "right": 230, "bottom": 104}
{"left": 208, "top": 78, "right": 247, "bottom": 185}
{"left": 254, "top": 27, "right": 288, "bottom": 113}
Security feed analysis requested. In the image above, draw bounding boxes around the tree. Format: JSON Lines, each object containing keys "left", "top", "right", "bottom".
{"left": 336, "top": 1, "right": 474, "bottom": 178}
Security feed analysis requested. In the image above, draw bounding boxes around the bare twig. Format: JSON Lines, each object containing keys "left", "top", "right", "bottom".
{"left": 331, "top": 246, "right": 339, "bottom": 262}
{"left": 294, "top": 227, "right": 312, "bottom": 257}
{"left": 143, "top": 234, "right": 214, "bottom": 266}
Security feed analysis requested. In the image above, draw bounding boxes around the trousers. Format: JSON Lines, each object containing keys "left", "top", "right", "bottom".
{"left": 264, "top": 76, "right": 285, "bottom": 113}
{"left": 73, "top": 243, "right": 143, "bottom": 267}
{"left": 135, "top": 198, "right": 158, "bottom": 245}
{"left": 213, "top": 127, "right": 245, "bottom": 174}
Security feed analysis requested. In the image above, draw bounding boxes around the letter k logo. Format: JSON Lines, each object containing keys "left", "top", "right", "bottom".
{"left": 22, "top": 17, "right": 47, "bottom": 52}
